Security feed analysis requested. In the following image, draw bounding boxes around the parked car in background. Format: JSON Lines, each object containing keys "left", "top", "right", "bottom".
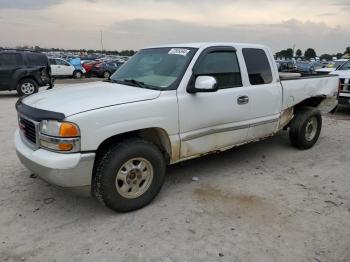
{"left": 295, "top": 61, "right": 316, "bottom": 74}
{"left": 0, "top": 49, "right": 53, "bottom": 96}
{"left": 330, "top": 59, "right": 350, "bottom": 106}
{"left": 49, "top": 58, "right": 85, "bottom": 78}
{"left": 316, "top": 59, "right": 348, "bottom": 74}
{"left": 310, "top": 61, "right": 323, "bottom": 70}
{"left": 90, "top": 60, "right": 124, "bottom": 78}
{"left": 276, "top": 60, "right": 295, "bottom": 72}
{"left": 82, "top": 60, "right": 101, "bottom": 76}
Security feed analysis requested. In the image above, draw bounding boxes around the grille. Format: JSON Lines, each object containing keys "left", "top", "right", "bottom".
{"left": 19, "top": 117, "right": 37, "bottom": 144}
{"left": 339, "top": 78, "right": 349, "bottom": 93}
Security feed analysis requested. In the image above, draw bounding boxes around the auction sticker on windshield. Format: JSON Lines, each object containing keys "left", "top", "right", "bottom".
{"left": 168, "top": 48, "right": 190, "bottom": 56}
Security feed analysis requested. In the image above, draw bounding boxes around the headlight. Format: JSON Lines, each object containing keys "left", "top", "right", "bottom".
{"left": 39, "top": 120, "right": 80, "bottom": 153}
{"left": 40, "top": 120, "right": 80, "bottom": 137}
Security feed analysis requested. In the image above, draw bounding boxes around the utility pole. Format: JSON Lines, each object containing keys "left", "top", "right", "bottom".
{"left": 100, "top": 30, "right": 104, "bottom": 54}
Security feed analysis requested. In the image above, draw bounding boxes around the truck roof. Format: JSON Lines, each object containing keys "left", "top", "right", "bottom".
{"left": 146, "top": 42, "right": 267, "bottom": 50}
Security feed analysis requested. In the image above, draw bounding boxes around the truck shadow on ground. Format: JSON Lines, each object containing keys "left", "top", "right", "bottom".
{"left": 0, "top": 93, "right": 19, "bottom": 99}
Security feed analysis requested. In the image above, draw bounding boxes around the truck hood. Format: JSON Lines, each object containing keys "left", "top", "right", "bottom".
{"left": 22, "top": 81, "right": 161, "bottom": 117}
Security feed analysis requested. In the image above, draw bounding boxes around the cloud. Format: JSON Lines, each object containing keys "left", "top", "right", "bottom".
{"left": 0, "top": 0, "right": 64, "bottom": 9}
{"left": 105, "top": 18, "right": 350, "bottom": 54}
{"left": 0, "top": 0, "right": 349, "bottom": 53}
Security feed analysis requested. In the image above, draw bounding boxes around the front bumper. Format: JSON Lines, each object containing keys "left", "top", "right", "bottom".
{"left": 15, "top": 130, "right": 95, "bottom": 190}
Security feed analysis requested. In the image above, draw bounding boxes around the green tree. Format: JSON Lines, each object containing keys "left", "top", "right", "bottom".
{"left": 304, "top": 48, "right": 317, "bottom": 60}
{"left": 320, "top": 54, "right": 333, "bottom": 61}
{"left": 336, "top": 53, "right": 343, "bottom": 59}
{"left": 296, "top": 49, "right": 302, "bottom": 57}
{"left": 275, "top": 48, "right": 294, "bottom": 59}
{"left": 344, "top": 47, "right": 350, "bottom": 57}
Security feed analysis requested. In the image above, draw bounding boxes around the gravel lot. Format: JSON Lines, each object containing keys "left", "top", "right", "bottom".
{"left": 0, "top": 80, "right": 350, "bottom": 262}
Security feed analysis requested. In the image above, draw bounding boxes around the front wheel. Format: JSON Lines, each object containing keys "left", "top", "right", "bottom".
{"left": 93, "top": 138, "right": 166, "bottom": 212}
{"left": 17, "top": 79, "right": 38, "bottom": 96}
{"left": 289, "top": 107, "right": 322, "bottom": 150}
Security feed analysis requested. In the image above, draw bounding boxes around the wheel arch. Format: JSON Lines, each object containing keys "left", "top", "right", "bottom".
{"left": 292, "top": 95, "right": 337, "bottom": 114}
{"left": 17, "top": 76, "right": 39, "bottom": 86}
{"left": 293, "top": 95, "right": 326, "bottom": 111}
{"left": 95, "top": 127, "right": 173, "bottom": 164}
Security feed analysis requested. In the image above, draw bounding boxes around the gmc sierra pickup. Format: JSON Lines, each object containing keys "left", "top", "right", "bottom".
{"left": 15, "top": 43, "right": 338, "bottom": 212}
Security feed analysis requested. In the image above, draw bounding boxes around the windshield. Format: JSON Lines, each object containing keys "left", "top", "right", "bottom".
{"left": 110, "top": 47, "right": 197, "bottom": 90}
{"left": 338, "top": 60, "right": 350, "bottom": 71}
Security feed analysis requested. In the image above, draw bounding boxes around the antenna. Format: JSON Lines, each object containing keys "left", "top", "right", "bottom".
{"left": 100, "top": 30, "right": 104, "bottom": 53}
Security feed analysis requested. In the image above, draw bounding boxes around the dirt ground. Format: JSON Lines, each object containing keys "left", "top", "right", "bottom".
{"left": 0, "top": 80, "right": 350, "bottom": 262}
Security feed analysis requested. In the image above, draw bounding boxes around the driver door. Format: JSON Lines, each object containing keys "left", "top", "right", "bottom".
{"left": 177, "top": 47, "right": 251, "bottom": 159}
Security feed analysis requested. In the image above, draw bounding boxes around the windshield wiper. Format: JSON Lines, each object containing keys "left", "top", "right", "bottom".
{"left": 123, "top": 79, "right": 147, "bottom": 88}
{"left": 109, "top": 78, "right": 160, "bottom": 90}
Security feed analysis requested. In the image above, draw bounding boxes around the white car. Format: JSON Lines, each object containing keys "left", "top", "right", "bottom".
{"left": 49, "top": 58, "right": 85, "bottom": 78}
{"left": 330, "top": 59, "right": 350, "bottom": 105}
{"left": 15, "top": 43, "right": 338, "bottom": 212}
{"left": 316, "top": 59, "right": 348, "bottom": 74}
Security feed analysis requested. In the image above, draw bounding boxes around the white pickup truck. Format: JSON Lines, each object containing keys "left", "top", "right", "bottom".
{"left": 15, "top": 43, "right": 338, "bottom": 212}
{"left": 329, "top": 59, "right": 350, "bottom": 106}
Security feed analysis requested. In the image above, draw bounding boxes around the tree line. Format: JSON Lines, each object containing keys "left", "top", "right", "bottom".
{"left": 0, "top": 45, "right": 136, "bottom": 56}
{"left": 275, "top": 47, "right": 350, "bottom": 60}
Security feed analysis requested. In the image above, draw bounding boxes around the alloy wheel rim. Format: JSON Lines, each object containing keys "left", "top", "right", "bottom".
{"left": 115, "top": 158, "right": 154, "bottom": 199}
{"left": 305, "top": 116, "right": 318, "bottom": 141}
{"left": 21, "top": 83, "right": 35, "bottom": 95}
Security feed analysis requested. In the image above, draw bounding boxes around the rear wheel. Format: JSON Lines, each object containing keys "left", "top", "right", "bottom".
{"left": 93, "top": 138, "right": 166, "bottom": 212}
{"left": 17, "top": 79, "right": 38, "bottom": 96}
{"left": 73, "top": 70, "right": 83, "bottom": 79}
{"left": 289, "top": 107, "right": 322, "bottom": 149}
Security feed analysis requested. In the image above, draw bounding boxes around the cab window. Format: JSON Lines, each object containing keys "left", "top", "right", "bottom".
{"left": 242, "top": 48, "right": 273, "bottom": 85}
{"left": 195, "top": 51, "right": 242, "bottom": 89}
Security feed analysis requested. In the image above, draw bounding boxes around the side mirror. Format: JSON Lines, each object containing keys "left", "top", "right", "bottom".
{"left": 187, "top": 76, "right": 218, "bottom": 93}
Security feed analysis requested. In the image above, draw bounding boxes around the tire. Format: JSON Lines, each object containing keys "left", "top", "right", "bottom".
{"left": 93, "top": 138, "right": 166, "bottom": 212}
{"left": 289, "top": 107, "right": 322, "bottom": 150}
{"left": 103, "top": 71, "right": 111, "bottom": 78}
{"left": 73, "top": 70, "right": 83, "bottom": 79}
{"left": 17, "top": 78, "right": 38, "bottom": 96}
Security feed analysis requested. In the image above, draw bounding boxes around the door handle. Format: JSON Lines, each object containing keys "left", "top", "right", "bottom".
{"left": 237, "top": 96, "right": 249, "bottom": 105}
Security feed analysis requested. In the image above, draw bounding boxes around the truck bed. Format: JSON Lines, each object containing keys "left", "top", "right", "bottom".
{"left": 280, "top": 74, "right": 338, "bottom": 110}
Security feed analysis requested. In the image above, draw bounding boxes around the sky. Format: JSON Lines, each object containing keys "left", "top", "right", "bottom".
{"left": 0, "top": 0, "right": 349, "bottom": 54}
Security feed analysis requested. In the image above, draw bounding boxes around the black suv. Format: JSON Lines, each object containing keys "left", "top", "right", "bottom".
{"left": 0, "top": 49, "right": 53, "bottom": 96}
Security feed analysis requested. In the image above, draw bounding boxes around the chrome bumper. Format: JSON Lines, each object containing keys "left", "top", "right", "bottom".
{"left": 15, "top": 130, "right": 95, "bottom": 189}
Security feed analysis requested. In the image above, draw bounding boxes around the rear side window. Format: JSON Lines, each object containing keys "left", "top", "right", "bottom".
{"left": 56, "top": 59, "right": 70, "bottom": 66}
{"left": 195, "top": 51, "right": 242, "bottom": 89}
{"left": 0, "top": 53, "right": 23, "bottom": 67}
{"left": 25, "top": 53, "right": 48, "bottom": 66}
{"left": 242, "top": 48, "right": 273, "bottom": 85}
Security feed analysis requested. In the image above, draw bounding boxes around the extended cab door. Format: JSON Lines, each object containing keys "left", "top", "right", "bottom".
{"left": 241, "top": 48, "right": 282, "bottom": 140}
{"left": 177, "top": 47, "right": 251, "bottom": 159}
